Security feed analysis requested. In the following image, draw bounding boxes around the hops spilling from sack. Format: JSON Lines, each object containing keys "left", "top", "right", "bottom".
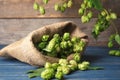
{"left": 27, "top": 58, "right": 103, "bottom": 80}
{"left": 0, "top": 21, "right": 88, "bottom": 66}
{"left": 36, "top": 32, "right": 86, "bottom": 59}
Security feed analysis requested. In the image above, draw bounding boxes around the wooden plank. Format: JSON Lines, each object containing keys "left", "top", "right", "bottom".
{"left": 0, "top": 0, "right": 120, "bottom": 18}
{"left": 0, "top": 18, "right": 119, "bottom": 46}
{"left": 0, "top": 46, "right": 120, "bottom": 80}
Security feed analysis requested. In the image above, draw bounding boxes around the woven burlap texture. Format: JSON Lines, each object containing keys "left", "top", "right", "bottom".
{"left": 0, "top": 21, "right": 88, "bottom": 66}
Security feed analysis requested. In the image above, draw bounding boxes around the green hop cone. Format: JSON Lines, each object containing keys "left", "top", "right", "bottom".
{"left": 101, "top": 11, "right": 106, "bottom": 16}
{"left": 87, "top": 11, "right": 93, "bottom": 19}
{"left": 68, "top": 64, "right": 76, "bottom": 71}
{"left": 73, "top": 53, "right": 81, "bottom": 62}
{"left": 115, "top": 34, "right": 120, "bottom": 45}
{"left": 43, "top": 0, "right": 49, "bottom": 4}
{"left": 67, "top": 0, "right": 73, "bottom": 8}
{"left": 109, "top": 34, "right": 115, "bottom": 41}
{"left": 71, "top": 37, "right": 77, "bottom": 43}
{"left": 59, "top": 59, "right": 68, "bottom": 66}
{"left": 55, "top": 71, "right": 63, "bottom": 80}
{"left": 73, "top": 44, "right": 83, "bottom": 53}
{"left": 39, "top": 6, "right": 45, "bottom": 15}
{"left": 55, "top": 44, "right": 61, "bottom": 53}
{"left": 81, "top": 3, "right": 86, "bottom": 9}
{"left": 78, "top": 63, "right": 88, "bottom": 71}
{"left": 53, "top": 34, "right": 61, "bottom": 43}
{"left": 106, "top": 15, "right": 111, "bottom": 21}
{"left": 38, "top": 42, "right": 47, "bottom": 49}
{"left": 33, "top": 2, "right": 39, "bottom": 10}
{"left": 43, "top": 38, "right": 56, "bottom": 52}
{"left": 110, "top": 13, "right": 117, "bottom": 20}
{"left": 62, "top": 65, "right": 71, "bottom": 75}
{"left": 69, "top": 60, "right": 78, "bottom": 69}
{"left": 60, "top": 41, "right": 68, "bottom": 49}
{"left": 79, "top": 40, "right": 86, "bottom": 47}
{"left": 52, "top": 63, "right": 59, "bottom": 70}
{"left": 63, "top": 2, "right": 68, "bottom": 9}
{"left": 60, "top": 6, "right": 66, "bottom": 12}
{"left": 108, "top": 41, "right": 113, "bottom": 48}
{"left": 84, "top": 0, "right": 88, "bottom": 4}
{"left": 81, "top": 15, "right": 89, "bottom": 23}
{"left": 87, "top": 1, "right": 93, "bottom": 8}
{"left": 82, "top": 61, "right": 90, "bottom": 66}
{"left": 78, "top": 8, "right": 84, "bottom": 15}
{"left": 46, "top": 50, "right": 57, "bottom": 57}
{"left": 57, "top": 66, "right": 63, "bottom": 72}
{"left": 115, "top": 51, "right": 120, "bottom": 56}
{"left": 94, "top": 24, "right": 100, "bottom": 31}
{"left": 109, "top": 50, "right": 116, "bottom": 55}
{"left": 41, "top": 68, "right": 54, "bottom": 80}
{"left": 54, "top": 4, "right": 60, "bottom": 11}
{"left": 63, "top": 32, "right": 70, "bottom": 41}
{"left": 42, "top": 35, "right": 49, "bottom": 41}
{"left": 45, "top": 62, "right": 52, "bottom": 69}
{"left": 67, "top": 40, "right": 73, "bottom": 47}
{"left": 69, "top": 60, "right": 77, "bottom": 65}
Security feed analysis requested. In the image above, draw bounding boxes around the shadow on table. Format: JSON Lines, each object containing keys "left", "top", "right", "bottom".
{"left": 81, "top": 54, "right": 104, "bottom": 63}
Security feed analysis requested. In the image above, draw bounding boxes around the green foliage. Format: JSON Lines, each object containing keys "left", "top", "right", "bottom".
{"left": 37, "top": 32, "right": 86, "bottom": 59}
{"left": 54, "top": 4, "right": 60, "bottom": 11}
{"left": 91, "top": 0, "right": 103, "bottom": 10}
{"left": 32, "top": 0, "right": 118, "bottom": 43}
{"left": 27, "top": 58, "right": 103, "bottom": 80}
{"left": 73, "top": 53, "right": 81, "bottom": 62}
{"left": 88, "top": 66, "right": 104, "bottom": 70}
{"left": 108, "top": 33, "right": 120, "bottom": 57}
{"left": 43, "top": 0, "right": 49, "bottom": 4}
{"left": 109, "top": 50, "right": 120, "bottom": 56}
{"left": 33, "top": 2, "right": 39, "bottom": 10}
{"left": 55, "top": 71, "right": 63, "bottom": 80}
{"left": 39, "top": 6, "right": 45, "bottom": 15}
{"left": 67, "top": 0, "right": 73, "bottom": 8}
{"left": 42, "top": 35, "right": 49, "bottom": 42}
{"left": 92, "top": 10, "right": 117, "bottom": 39}
{"left": 115, "top": 34, "right": 120, "bottom": 45}
{"left": 78, "top": 0, "right": 94, "bottom": 23}
{"left": 27, "top": 68, "right": 45, "bottom": 78}
{"left": 38, "top": 42, "right": 47, "bottom": 50}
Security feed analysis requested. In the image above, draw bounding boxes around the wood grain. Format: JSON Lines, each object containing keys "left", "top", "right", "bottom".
{"left": 0, "top": 46, "right": 120, "bottom": 80}
{"left": 0, "top": 0, "right": 120, "bottom": 18}
{"left": 0, "top": 18, "right": 119, "bottom": 46}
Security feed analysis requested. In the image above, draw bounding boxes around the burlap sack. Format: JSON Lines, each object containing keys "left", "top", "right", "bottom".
{"left": 0, "top": 21, "right": 88, "bottom": 66}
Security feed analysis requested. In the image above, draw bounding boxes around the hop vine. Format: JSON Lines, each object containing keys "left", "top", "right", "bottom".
{"left": 32, "top": 0, "right": 120, "bottom": 56}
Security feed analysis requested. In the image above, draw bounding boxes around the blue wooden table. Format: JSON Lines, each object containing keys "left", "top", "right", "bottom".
{"left": 0, "top": 45, "right": 120, "bottom": 80}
